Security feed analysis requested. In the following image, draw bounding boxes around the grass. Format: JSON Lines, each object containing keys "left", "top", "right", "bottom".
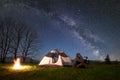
{"left": 0, "top": 63, "right": 120, "bottom": 80}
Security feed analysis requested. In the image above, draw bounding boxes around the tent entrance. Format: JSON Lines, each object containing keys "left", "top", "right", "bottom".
{"left": 52, "top": 54, "right": 59, "bottom": 63}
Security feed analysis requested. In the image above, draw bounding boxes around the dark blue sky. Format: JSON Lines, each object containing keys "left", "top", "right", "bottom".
{"left": 0, "top": 0, "right": 120, "bottom": 60}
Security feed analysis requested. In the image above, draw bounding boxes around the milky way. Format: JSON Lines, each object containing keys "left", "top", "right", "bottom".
{"left": 0, "top": 0, "right": 120, "bottom": 60}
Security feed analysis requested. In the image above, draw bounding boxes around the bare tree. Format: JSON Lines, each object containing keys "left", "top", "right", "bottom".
{"left": 11, "top": 22, "right": 26, "bottom": 60}
{"left": 20, "top": 28, "right": 37, "bottom": 62}
{"left": 0, "top": 17, "right": 39, "bottom": 63}
{"left": 0, "top": 18, "right": 13, "bottom": 63}
{"left": 10, "top": 19, "right": 37, "bottom": 61}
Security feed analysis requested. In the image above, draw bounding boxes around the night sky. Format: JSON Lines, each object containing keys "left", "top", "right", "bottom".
{"left": 0, "top": 0, "right": 120, "bottom": 61}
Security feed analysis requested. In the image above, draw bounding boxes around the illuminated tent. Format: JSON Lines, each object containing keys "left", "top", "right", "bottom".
{"left": 39, "top": 49, "right": 72, "bottom": 66}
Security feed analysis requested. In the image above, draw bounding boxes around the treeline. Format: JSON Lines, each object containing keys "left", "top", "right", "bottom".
{"left": 0, "top": 17, "right": 38, "bottom": 63}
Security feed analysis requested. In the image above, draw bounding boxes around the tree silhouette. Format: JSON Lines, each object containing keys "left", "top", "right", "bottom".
{"left": 0, "top": 17, "right": 39, "bottom": 63}
{"left": 105, "top": 54, "right": 111, "bottom": 64}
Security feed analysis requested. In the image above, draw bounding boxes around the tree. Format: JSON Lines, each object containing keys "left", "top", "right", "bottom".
{"left": 0, "top": 17, "right": 39, "bottom": 63}
{"left": 0, "top": 18, "right": 13, "bottom": 63}
{"left": 11, "top": 21, "right": 26, "bottom": 60}
{"left": 105, "top": 54, "right": 111, "bottom": 64}
{"left": 20, "top": 27, "right": 38, "bottom": 62}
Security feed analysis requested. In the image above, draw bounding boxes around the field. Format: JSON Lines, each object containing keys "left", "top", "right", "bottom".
{"left": 0, "top": 63, "right": 120, "bottom": 80}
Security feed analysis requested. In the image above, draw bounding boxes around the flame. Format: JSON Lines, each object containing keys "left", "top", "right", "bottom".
{"left": 13, "top": 58, "right": 32, "bottom": 70}
{"left": 13, "top": 58, "right": 22, "bottom": 69}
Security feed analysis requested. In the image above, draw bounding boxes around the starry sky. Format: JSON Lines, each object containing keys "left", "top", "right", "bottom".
{"left": 0, "top": 0, "right": 120, "bottom": 61}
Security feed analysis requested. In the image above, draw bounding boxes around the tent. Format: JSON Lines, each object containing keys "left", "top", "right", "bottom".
{"left": 39, "top": 49, "right": 72, "bottom": 66}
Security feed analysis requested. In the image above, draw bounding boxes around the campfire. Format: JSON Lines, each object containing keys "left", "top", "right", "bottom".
{"left": 13, "top": 58, "right": 32, "bottom": 70}
{"left": 13, "top": 58, "right": 23, "bottom": 70}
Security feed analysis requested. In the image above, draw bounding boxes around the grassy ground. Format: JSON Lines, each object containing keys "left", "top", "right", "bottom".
{"left": 0, "top": 63, "right": 120, "bottom": 80}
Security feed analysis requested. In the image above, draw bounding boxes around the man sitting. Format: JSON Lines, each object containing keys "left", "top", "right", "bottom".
{"left": 73, "top": 53, "right": 86, "bottom": 68}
